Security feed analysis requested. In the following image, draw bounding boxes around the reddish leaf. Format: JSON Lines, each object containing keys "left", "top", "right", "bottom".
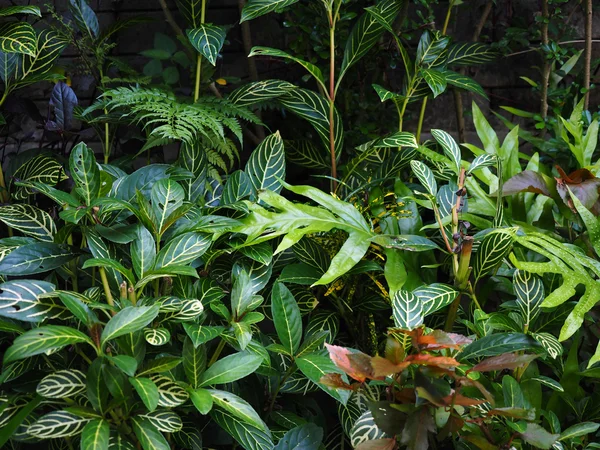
{"left": 488, "top": 407, "right": 536, "bottom": 420}
{"left": 556, "top": 169, "right": 600, "bottom": 215}
{"left": 319, "top": 373, "right": 357, "bottom": 390}
{"left": 400, "top": 408, "right": 435, "bottom": 450}
{"left": 325, "top": 344, "right": 381, "bottom": 382}
{"left": 371, "top": 356, "right": 411, "bottom": 378}
{"left": 394, "top": 388, "right": 417, "bottom": 404}
{"left": 385, "top": 336, "right": 405, "bottom": 364}
{"left": 469, "top": 352, "right": 538, "bottom": 373}
{"left": 439, "top": 414, "right": 464, "bottom": 437}
{"left": 442, "top": 393, "right": 486, "bottom": 406}
{"left": 406, "top": 354, "right": 461, "bottom": 369}
{"left": 503, "top": 170, "right": 552, "bottom": 196}
{"left": 462, "top": 434, "right": 498, "bottom": 450}
{"left": 458, "top": 377, "right": 495, "bottom": 405}
{"left": 416, "top": 330, "right": 473, "bottom": 350}
{"left": 355, "top": 438, "right": 397, "bottom": 450}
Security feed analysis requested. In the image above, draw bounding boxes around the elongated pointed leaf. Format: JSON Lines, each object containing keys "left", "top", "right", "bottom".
{"left": 187, "top": 25, "right": 226, "bottom": 66}
{"left": 296, "top": 353, "right": 351, "bottom": 405}
{"left": 70, "top": 142, "right": 100, "bottom": 206}
{"left": 131, "top": 417, "right": 170, "bottom": 450}
{"left": 442, "top": 69, "right": 487, "bottom": 99}
{"left": 208, "top": 389, "right": 268, "bottom": 432}
{"left": 154, "top": 232, "right": 211, "bottom": 268}
{"left": 241, "top": 0, "right": 300, "bottom": 22}
{"left": 414, "top": 283, "right": 459, "bottom": 316}
{"left": 140, "top": 410, "right": 182, "bottom": 433}
{"left": 175, "top": 0, "right": 203, "bottom": 27}
{"left": 0, "top": 279, "right": 64, "bottom": 322}
{"left": 183, "top": 336, "right": 206, "bottom": 388}
{"left": 12, "top": 153, "right": 67, "bottom": 200}
{"left": 246, "top": 131, "right": 286, "bottom": 194}
{"left": 447, "top": 42, "right": 499, "bottom": 66}
{"left": 28, "top": 411, "right": 91, "bottom": 439}
{"left": 250, "top": 46, "right": 324, "bottom": 87}
{"left": 37, "top": 370, "right": 87, "bottom": 398}
{"left": 271, "top": 282, "right": 302, "bottom": 354}
{"left": 514, "top": 269, "right": 544, "bottom": 327}
{"left": 421, "top": 68, "right": 447, "bottom": 97}
{"left": 131, "top": 225, "right": 156, "bottom": 279}
{"left": 150, "top": 375, "right": 189, "bottom": 407}
{"left": 198, "top": 352, "right": 262, "bottom": 387}
{"left": 101, "top": 306, "right": 160, "bottom": 345}
{"left": 150, "top": 178, "right": 185, "bottom": 234}
{"left": 129, "top": 377, "right": 159, "bottom": 412}
{"left": 392, "top": 290, "right": 423, "bottom": 330}
{"left": 69, "top": 0, "right": 99, "bottom": 39}
{"left": 431, "top": 129, "right": 461, "bottom": 175}
{"left": 459, "top": 333, "right": 541, "bottom": 360}
{"left": 0, "top": 243, "right": 77, "bottom": 275}
{"left": 210, "top": 408, "right": 274, "bottom": 450}
{"left": 0, "top": 6, "right": 41, "bottom": 17}
{"left": 474, "top": 229, "right": 515, "bottom": 282}
{"left": 410, "top": 160, "right": 437, "bottom": 196}
{"left": 4, "top": 325, "right": 94, "bottom": 363}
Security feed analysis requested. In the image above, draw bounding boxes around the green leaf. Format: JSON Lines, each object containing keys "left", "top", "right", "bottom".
{"left": 131, "top": 417, "right": 170, "bottom": 450}
{"left": 285, "top": 139, "right": 329, "bottom": 170}
{"left": 208, "top": 389, "right": 268, "bottom": 432}
{"left": 11, "top": 153, "right": 67, "bottom": 200}
{"left": 372, "top": 131, "right": 419, "bottom": 149}
{"left": 474, "top": 229, "right": 515, "bottom": 282}
{"left": 246, "top": 131, "right": 286, "bottom": 195}
{"left": 0, "top": 242, "right": 76, "bottom": 275}
{"left": 502, "top": 375, "right": 526, "bottom": 408}
{"left": 559, "top": 422, "right": 600, "bottom": 441}
{"left": 107, "top": 355, "right": 138, "bottom": 377}
{"left": 351, "top": 411, "right": 386, "bottom": 448}
{"left": 520, "top": 423, "right": 559, "bottom": 449}
{"left": 0, "top": 204, "right": 56, "bottom": 241}
{"left": 271, "top": 282, "right": 302, "bottom": 355}
{"left": 211, "top": 408, "right": 274, "bottom": 450}
{"left": 87, "top": 358, "right": 108, "bottom": 413}
{"left": 514, "top": 269, "right": 544, "bottom": 328}
{"left": 274, "top": 423, "right": 323, "bottom": 450}
{"left": 83, "top": 258, "right": 135, "bottom": 286}
{"left": 529, "top": 376, "right": 563, "bottom": 392}
{"left": 279, "top": 263, "right": 322, "bottom": 285}
{"left": 4, "top": 325, "right": 94, "bottom": 363}
{"left": 223, "top": 170, "right": 253, "bottom": 204}
{"left": 137, "top": 357, "right": 182, "bottom": 377}
{"left": 228, "top": 79, "right": 297, "bottom": 107}
{"left": 175, "top": 0, "right": 204, "bottom": 27}
{"left": 198, "top": 352, "right": 262, "bottom": 387}
{"left": 101, "top": 306, "right": 160, "bottom": 345}
{"left": 131, "top": 226, "right": 156, "bottom": 279}
{"left": 144, "top": 327, "right": 171, "bottom": 346}
{"left": 340, "top": 0, "right": 403, "bottom": 82}
{"left": 416, "top": 31, "right": 450, "bottom": 66}
{"left": 431, "top": 129, "right": 461, "bottom": 175}
{"left": 413, "top": 283, "right": 459, "bottom": 316}
{"left": 70, "top": 142, "right": 100, "bottom": 206}
{"left": 154, "top": 232, "right": 211, "bottom": 268}
{"left": 250, "top": 46, "right": 325, "bottom": 89}
{"left": 0, "top": 279, "right": 65, "bottom": 322}
{"left": 151, "top": 178, "right": 185, "bottom": 234}
{"left": 569, "top": 187, "right": 600, "bottom": 257}
{"left": 0, "top": 21, "right": 36, "bottom": 56}
{"left": 392, "top": 290, "right": 423, "bottom": 330}
{"left": 183, "top": 323, "right": 224, "bottom": 347}
{"left": 241, "top": 0, "right": 300, "bottom": 22}
{"left": 0, "top": 395, "right": 42, "bottom": 448}
{"left": 421, "top": 68, "right": 447, "bottom": 98}
{"left": 442, "top": 69, "right": 487, "bottom": 99}
{"left": 129, "top": 377, "right": 159, "bottom": 412}
{"left": 150, "top": 375, "right": 189, "bottom": 407}
{"left": 178, "top": 142, "right": 208, "bottom": 203}
{"left": 296, "top": 353, "right": 351, "bottom": 405}
{"left": 36, "top": 370, "right": 87, "bottom": 399}
{"left": 472, "top": 101, "right": 500, "bottom": 155}
{"left": 28, "top": 410, "right": 91, "bottom": 439}
{"left": 447, "top": 42, "right": 499, "bottom": 66}
{"left": 190, "top": 388, "right": 213, "bottom": 414}
{"left": 410, "top": 160, "right": 437, "bottom": 196}
{"left": 69, "top": 0, "right": 99, "bottom": 39}
{"left": 141, "top": 410, "right": 182, "bottom": 433}
{"left": 459, "top": 333, "right": 541, "bottom": 360}
{"left": 187, "top": 25, "right": 226, "bottom": 66}
{"left": 183, "top": 336, "right": 206, "bottom": 388}
{"left": 81, "top": 419, "right": 110, "bottom": 450}
{"left": 0, "top": 6, "right": 41, "bottom": 17}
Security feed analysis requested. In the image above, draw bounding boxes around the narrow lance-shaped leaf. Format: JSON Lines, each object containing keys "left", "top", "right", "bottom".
{"left": 198, "top": 352, "right": 262, "bottom": 387}
{"left": 0, "top": 243, "right": 77, "bottom": 276}
{"left": 241, "top": 0, "right": 300, "bottom": 22}
{"left": 431, "top": 129, "right": 461, "bottom": 175}
{"left": 69, "top": 0, "right": 99, "bottom": 39}
{"left": 101, "top": 306, "right": 160, "bottom": 345}
{"left": 271, "top": 282, "right": 302, "bottom": 355}
{"left": 410, "top": 160, "right": 437, "bottom": 196}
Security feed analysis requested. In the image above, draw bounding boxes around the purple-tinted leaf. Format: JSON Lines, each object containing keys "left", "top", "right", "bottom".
{"left": 502, "top": 171, "right": 552, "bottom": 197}
{"left": 49, "top": 81, "right": 78, "bottom": 131}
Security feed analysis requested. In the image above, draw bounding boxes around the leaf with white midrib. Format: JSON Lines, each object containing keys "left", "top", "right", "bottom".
{"left": 0, "top": 204, "right": 56, "bottom": 241}
{"left": 241, "top": 0, "right": 300, "bottom": 22}
{"left": 131, "top": 417, "right": 170, "bottom": 450}
{"left": 37, "top": 370, "right": 87, "bottom": 398}
{"left": 514, "top": 269, "right": 544, "bottom": 327}
{"left": 246, "top": 131, "right": 286, "bottom": 195}
{"left": 187, "top": 24, "right": 226, "bottom": 66}
{"left": 208, "top": 389, "right": 269, "bottom": 432}
{"left": 410, "top": 160, "right": 437, "bottom": 196}
{"left": 80, "top": 418, "right": 110, "bottom": 450}
{"left": 0, "top": 21, "right": 36, "bottom": 56}
{"left": 392, "top": 290, "right": 424, "bottom": 330}
{"left": 474, "top": 230, "right": 515, "bottom": 282}
{"left": 197, "top": 352, "right": 262, "bottom": 387}
{"left": 28, "top": 410, "right": 91, "bottom": 439}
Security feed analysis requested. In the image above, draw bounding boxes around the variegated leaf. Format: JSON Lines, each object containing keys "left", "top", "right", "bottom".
{"left": 0, "top": 279, "right": 67, "bottom": 322}
{"left": 410, "top": 160, "right": 437, "bottom": 196}
{"left": 250, "top": 46, "right": 324, "bottom": 86}
{"left": 81, "top": 419, "right": 110, "bottom": 450}
{"left": 175, "top": 0, "right": 203, "bottom": 27}
{"left": 392, "top": 290, "right": 423, "bottom": 330}
{"left": 208, "top": 389, "right": 268, "bottom": 432}
{"left": 0, "top": 6, "right": 41, "bottom": 17}
{"left": 305, "top": 310, "right": 339, "bottom": 343}
{"left": 211, "top": 407, "right": 274, "bottom": 450}
{"left": 0, "top": 21, "right": 36, "bottom": 56}
{"left": 0, "top": 204, "right": 56, "bottom": 241}
{"left": 350, "top": 411, "right": 386, "bottom": 448}
{"left": 414, "top": 283, "right": 459, "bottom": 317}
{"left": 149, "top": 375, "right": 189, "bottom": 407}
{"left": 37, "top": 370, "right": 87, "bottom": 398}
{"left": 447, "top": 42, "right": 499, "bottom": 66}
{"left": 532, "top": 332, "right": 563, "bottom": 359}
{"left": 474, "top": 229, "right": 515, "bottom": 282}
{"left": 28, "top": 411, "right": 91, "bottom": 439}
{"left": 187, "top": 24, "right": 226, "bottom": 66}
{"left": 246, "top": 131, "right": 286, "bottom": 195}
{"left": 514, "top": 269, "right": 544, "bottom": 327}
{"left": 431, "top": 129, "right": 461, "bottom": 175}
{"left": 442, "top": 70, "right": 487, "bottom": 99}
{"left": 183, "top": 323, "right": 224, "bottom": 347}
{"left": 468, "top": 154, "right": 497, "bottom": 175}
{"left": 421, "top": 68, "right": 447, "bottom": 98}
{"left": 285, "top": 139, "right": 329, "bottom": 170}
{"left": 154, "top": 232, "right": 211, "bottom": 268}
{"left": 11, "top": 154, "right": 67, "bottom": 200}
{"left": 161, "top": 299, "right": 204, "bottom": 322}
{"left": 140, "top": 410, "right": 183, "bottom": 433}
{"left": 241, "top": 0, "right": 300, "bottom": 22}
{"left": 144, "top": 327, "right": 171, "bottom": 346}
{"left": 228, "top": 79, "right": 296, "bottom": 107}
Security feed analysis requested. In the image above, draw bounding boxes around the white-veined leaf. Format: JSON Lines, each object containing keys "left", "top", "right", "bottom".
{"left": 241, "top": 0, "right": 300, "bottom": 22}
{"left": 392, "top": 290, "right": 423, "bottom": 330}
{"left": 36, "top": 370, "right": 87, "bottom": 398}
{"left": 431, "top": 129, "right": 461, "bottom": 175}
{"left": 410, "top": 160, "right": 437, "bottom": 196}
{"left": 0, "top": 21, "right": 36, "bottom": 56}
{"left": 246, "top": 131, "right": 286, "bottom": 195}
{"left": 144, "top": 328, "right": 171, "bottom": 346}
{"left": 187, "top": 24, "right": 226, "bottom": 66}
{"left": 140, "top": 410, "right": 183, "bottom": 433}
{"left": 0, "top": 204, "right": 56, "bottom": 241}
{"left": 28, "top": 411, "right": 91, "bottom": 439}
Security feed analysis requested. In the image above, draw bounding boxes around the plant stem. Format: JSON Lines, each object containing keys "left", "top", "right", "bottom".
{"left": 99, "top": 267, "right": 115, "bottom": 314}
{"left": 416, "top": 97, "right": 428, "bottom": 143}
{"left": 583, "top": 0, "right": 592, "bottom": 110}
{"left": 67, "top": 234, "right": 78, "bottom": 292}
{"left": 328, "top": 23, "right": 338, "bottom": 191}
{"left": 193, "top": 0, "right": 208, "bottom": 102}
{"left": 208, "top": 338, "right": 226, "bottom": 367}
{"left": 267, "top": 362, "right": 296, "bottom": 415}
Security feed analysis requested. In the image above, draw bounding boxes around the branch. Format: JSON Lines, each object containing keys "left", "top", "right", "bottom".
{"left": 584, "top": 0, "right": 593, "bottom": 109}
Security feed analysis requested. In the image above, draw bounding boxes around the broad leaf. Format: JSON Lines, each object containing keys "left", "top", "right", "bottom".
{"left": 513, "top": 269, "right": 544, "bottom": 328}
{"left": 198, "top": 352, "right": 262, "bottom": 387}
{"left": 274, "top": 423, "right": 323, "bottom": 450}
{"left": 249, "top": 47, "right": 325, "bottom": 88}
{"left": 208, "top": 389, "right": 268, "bottom": 432}
{"left": 183, "top": 336, "right": 206, "bottom": 388}
{"left": 421, "top": 68, "right": 447, "bottom": 97}
{"left": 410, "top": 160, "right": 437, "bottom": 196}
{"left": 37, "top": 370, "right": 87, "bottom": 398}
{"left": 0, "top": 204, "right": 56, "bottom": 241}
{"left": 150, "top": 178, "right": 185, "bottom": 234}
{"left": 241, "top": 0, "right": 300, "bottom": 22}
{"left": 447, "top": 42, "right": 499, "bottom": 66}
{"left": 131, "top": 417, "right": 170, "bottom": 450}
{"left": 81, "top": 419, "right": 110, "bottom": 450}
{"left": 101, "top": 306, "right": 160, "bottom": 345}
{"left": 473, "top": 229, "right": 515, "bottom": 282}
{"left": 392, "top": 290, "right": 423, "bottom": 330}
{"left": 413, "top": 283, "right": 458, "bottom": 316}
{"left": 129, "top": 377, "right": 159, "bottom": 412}
{"left": 4, "top": 325, "right": 93, "bottom": 363}
{"left": 431, "top": 129, "right": 461, "bottom": 175}
{"left": 459, "top": 333, "right": 541, "bottom": 360}
{"left": 69, "top": 0, "right": 99, "bottom": 39}
{"left": 70, "top": 142, "right": 100, "bottom": 206}
{"left": 210, "top": 408, "right": 274, "bottom": 450}
{"left": 48, "top": 81, "right": 77, "bottom": 131}
{"left": 141, "top": 410, "right": 183, "bottom": 433}
{"left": 0, "top": 22, "right": 36, "bottom": 56}
{"left": 271, "top": 282, "right": 302, "bottom": 354}
{"left": 131, "top": 225, "right": 156, "bottom": 279}
{"left": 442, "top": 69, "right": 487, "bottom": 99}
{"left": 296, "top": 352, "right": 351, "bottom": 404}
{"left": 246, "top": 131, "right": 286, "bottom": 195}
{"left": 28, "top": 411, "right": 91, "bottom": 439}
{"left": 150, "top": 375, "right": 189, "bottom": 407}
{"left": 0, "top": 279, "right": 65, "bottom": 322}
{"left": 154, "top": 232, "right": 211, "bottom": 268}
{"left": 187, "top": 24, "right": 226, "bottom": 66}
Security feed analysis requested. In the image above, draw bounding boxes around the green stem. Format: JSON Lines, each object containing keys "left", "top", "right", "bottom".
{"left": 67, "top": 234, "right": 79, "bottom": 292}
{"left": 193, "top": 0, "right": 208, "bottom": 102}
{"left": 267, "top": 362, "right": 296, "bottom": 415}
{"left": 99, "top": 267, "right": 115, "bottom": 314}
{"left": 415, "top": 97, "right": 428, "bottom": 143}
{"left": 208, "top": 339, "right": 226, "bottom": 367}
{"left": 328, "top": 24, "right": 338, "bottom": 191}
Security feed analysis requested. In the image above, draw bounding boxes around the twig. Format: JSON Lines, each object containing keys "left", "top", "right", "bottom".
{"left": 540, "top": 0, "right": 550, "bottom": 119}
{"left": 157, "top": 0, "right": 196, "bottom": 60}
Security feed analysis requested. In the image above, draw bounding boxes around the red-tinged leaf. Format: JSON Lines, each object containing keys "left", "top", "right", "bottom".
{"left": 371, "top": 356, "right": 411, "bottom": 378}
{"left": 469, "top": 352, "right": 539, "bottom": 373}
{"left": 416, "top": 330, "right": 472, "bottom": 350}
{"left": 385, "top": 336, "right": 405, "bottom": 364}
{"left": 394, "top": 388, "right": 416, "bottom": 404}
{"left": 458, "top": 377, "right": 495, "bottom": 405}
{"left": 462, "top": 434, "right": 498, "bottom": 450}
{"left": 400, "top": 408, "right": 435, "bottom": 450}
{"left": 319, "top": 373, "right": 357, "bottom": 390}
{"left": 355, "top": 438, "right": 397, "bottom": 450}
{"left": 441, "top": 393, "right": 486, "bottom": 406}
{"left": 325, "top": 344, "right": 380, "bottom": 382}
{"left": 488, "top": 407, "right": 535, "bottom": 420}
{"left": 405, "top": 354, "right": 461, "bottom": 369}
{"left": 520, "top": 423, "right": 559, "bottom": 449}
{"left": 556, "top": 170, "right": 600, "bottom": 215}
{"left": 555, "top": 167, "right": 596, "bottom": 184}
{"left": 440, "top": 414, "right": 464, "bottom": 437}
{"left": 503, "top": 171, "right": 552, "bottom": 196}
